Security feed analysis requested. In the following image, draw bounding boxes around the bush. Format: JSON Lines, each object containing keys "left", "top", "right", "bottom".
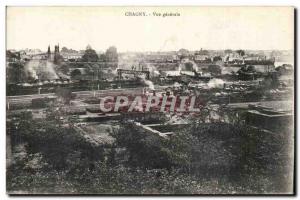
{"left": 112, "top": 123, "right": 190, "bottom": 170}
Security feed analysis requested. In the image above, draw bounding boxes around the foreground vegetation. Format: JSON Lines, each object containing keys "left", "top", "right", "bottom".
{"left": 7, "top": 108, "right": 293, "bottom": 194}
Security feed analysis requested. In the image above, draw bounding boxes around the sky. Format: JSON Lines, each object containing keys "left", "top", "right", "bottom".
{"left": 6, "top": 6, "right": 294, "bottom": 52}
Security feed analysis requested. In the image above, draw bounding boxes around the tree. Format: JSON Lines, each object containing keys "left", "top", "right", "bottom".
{"left": 61, "top": 47, "right": 68, "bottom": 52}
{"left": 113, "top": 122, "right": 190, "bottom": 169}
{"left": 178, "top": 49, "right": 189, "bottom": 59}
{"left": 236, "top": 50, "right": 245, "bottom": 57}
{"left": 6, "top": 50, "right": 20, "bottom": 61}
{"left": 7, "top": 62, "right": 26, "bottom": 83}
{"left": 213, "top": 56, "right": 222, "bottom": 62}
{"left": 178, "top": 48, "right": 189, "bottom": 55}
{"left": 247, "top": 65, "right": 255, "bottom": 72}
{"left": 224, "top": 49, "right": 233, "bottom": 54}
{"left": 105, "top": 46, "right": 118, "bottom": 62}
{"left": 59, "top": 63, "right": 69, "bottom": 74}
{"left": 99, "top": 54, "right": 106, "bottom": 62}
{"left": 208, "top": 65, "right": 222, "bottom": 75}
{"left": 238, "top": 65, "right": 256, "bottom": 74}
{"left": 81, "top": 46, "right": 99, "bottom": 62}
{"left": 184, "top": 62, "right": 194, "bottom": 71}
{"left": 199, "top": 49, "right": 209, "bottom": 55}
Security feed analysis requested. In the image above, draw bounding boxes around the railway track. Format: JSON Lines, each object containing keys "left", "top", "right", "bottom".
{"left": 7, "top": 87, "right": 145, "bottom": 103}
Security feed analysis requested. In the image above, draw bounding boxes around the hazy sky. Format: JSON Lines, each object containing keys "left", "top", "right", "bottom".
{"left": 6, "top": 6, "right": 294, "bottom": 52}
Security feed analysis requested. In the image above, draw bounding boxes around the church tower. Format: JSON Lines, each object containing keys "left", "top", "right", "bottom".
{"left": 47, "top": 45, "right": 51, "bottom": 60}
{"left": 54, "top": 44, "right": 61, "bottom": 64}
{"left": 47, "top": 45, "right": 51, "bottom": 59}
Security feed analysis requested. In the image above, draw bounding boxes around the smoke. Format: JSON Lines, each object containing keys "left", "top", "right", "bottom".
{"left": 153, "top": 70, "right": 160, "bottom": 75}
{"left": 43, "top": 61, "right": 59, "bottom": 79}
{"left": 57, "top": 72, "right": 70, "bottom": 80}
{"left": 207, "top": 78, "right": 225, "bottom": 89}
{"left": 112, "top": 68, "right": 119, "bottom": 75}
{"left": 221, "top": 67, "right": 239, "bottom": 75}
{"left": 24, "top": 60, "right": 58, "bottom": 81}
{"left": 24, "top": 60, "right": 39, "bottom": 80}
{"left": 146, "top": 63, "right": 160, "bottom": 77}
{"left": 141, "top": 77, "right": 155, "bottom": 90}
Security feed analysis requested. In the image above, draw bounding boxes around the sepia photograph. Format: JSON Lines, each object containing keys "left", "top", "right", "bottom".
{"left": 5, "top": 6, "right": 295, "bottom": 195}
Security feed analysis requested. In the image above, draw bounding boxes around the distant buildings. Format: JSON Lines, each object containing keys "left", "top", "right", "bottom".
{"left": 105, "top": 46, "right": 118, "bottom": 62}
{"left": 60, "top": 52, "right": 83, "bottom": 61}
{"left": 141, "top": 53, "right": 179, "bottom": 63}
{"left": 224, "top": 52, "right": 244, "bottom": 62}
{"left": 194, "top": 54, "right": 210, "bottom": 62}
{"left": 60, "top": 47, "right": 83, "bottom": 61}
